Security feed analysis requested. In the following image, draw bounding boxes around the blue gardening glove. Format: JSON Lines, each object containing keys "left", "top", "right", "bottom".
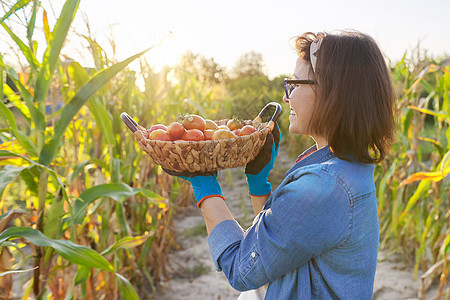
{"left": 163, "top": 169, "right": 224, "bottom": 208}
{"left": 245, "top": 122, "right": 280, "bottom": 196}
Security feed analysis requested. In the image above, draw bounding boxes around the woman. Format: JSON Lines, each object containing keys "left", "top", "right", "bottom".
{"left": 168, "top": 30, "right": 395, "bottom": 299}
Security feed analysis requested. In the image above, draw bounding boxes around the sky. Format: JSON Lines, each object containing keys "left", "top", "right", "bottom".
{"left": 2, "top": 0, "right": 450, "bottom": 78}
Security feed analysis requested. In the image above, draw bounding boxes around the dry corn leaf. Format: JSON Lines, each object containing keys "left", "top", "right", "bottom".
{"left": 398, "top": 169, "right": 449, "bottom": 188}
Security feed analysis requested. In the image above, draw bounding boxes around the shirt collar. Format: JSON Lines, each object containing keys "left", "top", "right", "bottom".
{"left": 285, "top": 145, "right": 335, "bottom": 177}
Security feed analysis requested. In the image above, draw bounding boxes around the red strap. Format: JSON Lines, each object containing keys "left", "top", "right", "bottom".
{"left": 248, "top": 192, "right": 271, "bottom": 198}
{"left": 197, "top": 194, "right": 225, "bottom": 208}
{"left": 295, "top": 149, "right": 317, "bottom": 163}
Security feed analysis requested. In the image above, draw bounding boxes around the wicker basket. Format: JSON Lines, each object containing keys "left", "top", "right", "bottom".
{"left": 121, "top": 102, "right": 281, "bottom": 173}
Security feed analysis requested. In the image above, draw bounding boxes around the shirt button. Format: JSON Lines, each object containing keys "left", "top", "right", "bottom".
{"left": 251, "top": 252, "right": 256, "bottom": 258}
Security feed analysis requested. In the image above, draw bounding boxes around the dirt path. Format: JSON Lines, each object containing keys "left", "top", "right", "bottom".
{"left": 154, "top": 146, "right": 440, "bottom": 300}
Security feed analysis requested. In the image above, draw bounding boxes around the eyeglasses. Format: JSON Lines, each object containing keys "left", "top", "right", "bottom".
{"left": 284, "top": 78, "right": 315, "bottom": 99}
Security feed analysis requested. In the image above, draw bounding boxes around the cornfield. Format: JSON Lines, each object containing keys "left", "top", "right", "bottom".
{"left": 0, "top": 0, "right": 448, "bottom": 299}
{"left": 376, "top": 53, "right": 450, "bottom": 299}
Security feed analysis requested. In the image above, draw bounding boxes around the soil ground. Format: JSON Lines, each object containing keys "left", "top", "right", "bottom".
{"left": 154, "top": 145, "right": 444, "bottom": 300}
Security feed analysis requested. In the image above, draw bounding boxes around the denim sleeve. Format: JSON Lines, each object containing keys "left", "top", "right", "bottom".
{"left": 207, "top": 170, "right": 351, "bottom": 291}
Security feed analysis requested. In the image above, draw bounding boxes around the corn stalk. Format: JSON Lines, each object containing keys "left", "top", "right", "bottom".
{"left": 0, "top": 0, "right": 158, "bottom": 298}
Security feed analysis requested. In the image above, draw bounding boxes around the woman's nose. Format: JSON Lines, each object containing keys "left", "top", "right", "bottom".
{"left": 283, "top": 95, "right": 289, "bottom": 104}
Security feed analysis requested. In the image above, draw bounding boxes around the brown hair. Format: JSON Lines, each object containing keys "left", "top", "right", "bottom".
{"left": 295, "top": 30, "right": 396, "bottom": 164}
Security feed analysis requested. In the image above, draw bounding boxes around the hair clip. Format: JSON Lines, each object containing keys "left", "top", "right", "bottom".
{"left": 310, "top": 33, "right": 325, "bottom": 73}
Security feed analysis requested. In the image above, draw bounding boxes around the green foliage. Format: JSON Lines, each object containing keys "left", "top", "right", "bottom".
{"left": 377, "top": 54, "right": 450, "bottom": 296}
{"left": 0, "top": 227, "right": 114, "bottom": 271}
{"left": 0, "top": 1, "right": 166, "bottom": 298}
{"left": 231, "top": 51, "right": 266, "bottom": 78}
{"left": 0, "top": 0, "right": 32, "bottom": 24}
{"left": 1, "top": 0, "right": 447, "bottom": 298}
{"left": 179, "top": 51, "right": 226, "bottom": 84}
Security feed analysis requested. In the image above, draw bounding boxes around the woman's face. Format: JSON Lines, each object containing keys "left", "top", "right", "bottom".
{"left": 283, "top": 57, "right": 316, "bottom": 136}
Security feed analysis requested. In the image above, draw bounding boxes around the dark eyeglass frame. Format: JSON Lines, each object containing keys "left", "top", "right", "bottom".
{"left": 284, "top": 78, "right": 315, "bottom": 99}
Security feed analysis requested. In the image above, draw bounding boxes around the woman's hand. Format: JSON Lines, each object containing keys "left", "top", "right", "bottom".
{"left": 163, "top": 168, "right": 232, "bottom": 234}
{"left": 245, "top": 122, "right": 281, "bottom": 196}
{"left": 163, "top": 169, "right": 224, "bottom": 208}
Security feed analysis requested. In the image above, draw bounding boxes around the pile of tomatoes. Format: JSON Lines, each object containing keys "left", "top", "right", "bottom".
{"left": 146, "top": 114, "right": 257, "bottom": 142}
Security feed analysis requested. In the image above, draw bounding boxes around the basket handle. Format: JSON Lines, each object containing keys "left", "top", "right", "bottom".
{"left": 257, "top": 102, "right": 282, "bottom": 122}
{"left": 120, "top": 112, "right": 139, "bottom": 133}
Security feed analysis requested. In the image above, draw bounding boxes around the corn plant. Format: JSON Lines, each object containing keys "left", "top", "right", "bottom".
{"left": 376, "top": 53, "right": 450, "bottom": 299}
{"left": 0, "top": 0, "right": 164, "bottom": 298}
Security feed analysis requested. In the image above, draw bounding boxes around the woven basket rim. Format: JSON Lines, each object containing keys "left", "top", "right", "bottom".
{"left": 138, "top": 118, "right": 272, "bottom": 143}
{"left": 134, "top": 118, "right": 274, "bottom": 172}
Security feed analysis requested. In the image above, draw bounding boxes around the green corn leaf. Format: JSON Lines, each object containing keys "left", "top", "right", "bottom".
{"left": 74, "top": 265, "right": 91, "bottom": 286}
{"left": 39, "top": 47, "right": 154, "bottom": 166}
{"left": 0, "top": 150, "right": 38, "bottom": 167}
{"left": 399, "top": 180, "right": 431, "bottom": 222}
{"left": 139, "top": 188, "right": 166, "bottom": 200}
{"left": 71, "top": 183, "right": 165, "bottom": 225}
{"left": 414, "top": 211, "right": 434, "bottom": 277}
{"left": 26, "top": 0, "right": 39, "bottom": 41}
{"left": 401, "top": 109, "right": 413, "bottom": 137}
{"left": 0, "top": 227, "right": 114, "bottom": 272}
{"left": 43, "top": 188, "right": 65, "bottom": 240}
{"left": 440, "top": 149, "right": 450, "bottom": 175}
{"left": 88, "top": 97, "right": 115, "bottom": 146}
{"left": 0, "top": 54, "right": 3, "bottom": 101}
{"left": 406, "top": 64, "right": 441, "bottom": 93}
{"left": 0, "top": 0, "right": 32, "bottom": 24}
{"left": 68, "top": 61, "right": 89, "bottom": 88}
{"left": 34, "top": 0, "right": 80, "bottom": 104}
{"left": 442, "top": 233, "right": 450, "bottom": 255}
{"left": 91, "top": 158, "right": 108, "bottom": 171}
{"left": 0, "top": 99, "right": 38, "bottom": 156}
{"left": 137, "top": 238, "right": 153, "bottom": 268}
{"left": 111, "top": 158, "right": 121, "bottom": 183}
{"left": 101, "top": 233, "right": 151, "bottom": 256}
{"left": 408, "top": 105, "right": 450, "bottom": 119}
{"left": 4, "top": 66, "right": 45, "bottom": 132}
{"left": 19, "top": 166, "right": 39, "bottom": 194}
{"left": 68, "top": 160, "right": 90, "bottom": 183}
{"left": 116, "top": 273, "right": 139, "bottom": 300}
{"left": 443, "top": 69, "right": 449, "bottom": 115}
{"left": 447, "top": 126, "right": 450, "bottom": 146}
{"left": 377, "top": 162, "right": 396, "bottom": 213}
{"left": 1, "top": 23, "right": 40, "bottom": 71}
{"left": 418, "top": 137, "right": 444, "bottom": 157}
{"left": 115, "top": 202, "right": 130, "bottom": 236}
{"left": 81, "top": 35, "right": 106, "bottom": 70}
{"left": 0, "top": 165, "right": 27, "bottom": 199}
{"left": 14, "top": 131, "right": 38, "bottom": 157}
{"left": 0, "top": 150, "right": 65, "bottom": 196}
{"left": 3, "top": 84, "right": 32, "bottom": 122}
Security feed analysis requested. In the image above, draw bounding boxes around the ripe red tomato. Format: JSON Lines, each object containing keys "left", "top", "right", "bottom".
{"left": 204, "top": 129, "right": 215, "bottom": 140}
{"left": 239, "top": 125, "right": 257, "bottom": 136}
{"left": 167, "top": 122, "right": 185, "bottom": 139}
{"left": 147, "top": 124, "right": 168, "bottom": 138}
{"left": 149, "top": 129, "right": 172, "bottom": 141}
{"left": 205, "top": 119, "right": 218, "bottom": 130}
{"left": 182, "top": 129, "right": 205, "bottom": 141}
{"left": 182, "top": 114, "right": 206, "bottom": 132}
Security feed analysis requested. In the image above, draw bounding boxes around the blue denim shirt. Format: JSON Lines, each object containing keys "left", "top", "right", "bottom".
{"left": 208, "top": 146, "right": 379, "bottom": 299}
